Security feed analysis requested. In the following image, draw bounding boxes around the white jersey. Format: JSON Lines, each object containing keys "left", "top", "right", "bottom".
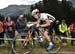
{"left": 40, "top": 13, "right": 56, "bottom": 22}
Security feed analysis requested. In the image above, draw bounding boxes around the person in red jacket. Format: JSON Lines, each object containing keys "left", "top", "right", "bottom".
{"left": 0, "top": 21, "right": 4, "bottom": 47}
{"left": 70, "top": 22, "right": 75, "bottom": 45}
{"left": 3, "top": 16, "right": 15, "bottom": 47}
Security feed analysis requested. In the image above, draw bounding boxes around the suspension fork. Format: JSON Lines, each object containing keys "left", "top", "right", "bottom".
{"left": 23, "top": 28, "right": 34, "bottom": 47}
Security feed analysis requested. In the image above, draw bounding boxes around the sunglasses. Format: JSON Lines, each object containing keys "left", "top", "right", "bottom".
{"left": 35, "top": 12, "right": 40, "bottom": 14}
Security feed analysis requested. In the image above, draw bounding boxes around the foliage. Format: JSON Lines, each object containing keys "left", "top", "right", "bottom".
{"left": 31, "top": 0, "right": 74, "bottom": 24}
{"left": 0, "top": 14, "right": 4, "bottom": 21}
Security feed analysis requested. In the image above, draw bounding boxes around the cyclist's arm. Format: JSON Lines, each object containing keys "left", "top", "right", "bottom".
{"left": 32, "top": 22, "right": 38, "bottom": 24}
{"left": 32, "top": 19, "right": 40, "bottom": 24}
{"left": 40, "top": 19, "right": 50, "bottom": 27}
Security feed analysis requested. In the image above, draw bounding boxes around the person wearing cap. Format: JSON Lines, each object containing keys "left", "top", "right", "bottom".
{"left": 16, "top": 15, "right": 27, "bottom": 30}
{"left": 16, "top": 15, "right": 27, "bottom": 48}
{"left": 31, "top": 9, "right": 56, "bottom": 51}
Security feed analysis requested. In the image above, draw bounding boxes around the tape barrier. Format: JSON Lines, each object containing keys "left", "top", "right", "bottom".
{"left": 0, "top": 37, "right": 39, "bottom": 41}
{"left": 0, "top": 38, "right": 24, "bottom": 41}
{"left": 60, "top": 37, "right": 75, "bottom": 40}
{"left": 0, "top": 36, "right": 75, "bottom": 41}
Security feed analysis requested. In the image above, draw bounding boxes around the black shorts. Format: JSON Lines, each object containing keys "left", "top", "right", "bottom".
{"left": 44, "top": 22, "right": 54, "bottom": 35}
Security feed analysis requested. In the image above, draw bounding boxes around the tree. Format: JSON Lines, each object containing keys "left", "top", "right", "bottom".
{"left": 0, "top": 14, "right": 4, "bottom": 21}
{"left": 30, "top": 0, "right": 73, "bottom": 23}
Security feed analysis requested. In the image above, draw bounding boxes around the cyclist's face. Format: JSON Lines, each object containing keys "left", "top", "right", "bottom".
{"left": 33, "top": 14, "right": 40, "bottom": 19}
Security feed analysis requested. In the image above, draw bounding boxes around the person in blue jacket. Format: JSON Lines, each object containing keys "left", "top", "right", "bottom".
{"left": 16, "top": 15, "right": 28, "bottom": 47}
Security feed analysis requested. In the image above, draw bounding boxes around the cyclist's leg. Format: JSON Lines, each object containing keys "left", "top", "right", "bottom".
{"left": 45, "top": 22, "right": 54, "bottom": 51}
{"left": 43, "top": 31, "right": 51, "bottom": 42}
{"left": 44, "top": 26, "right": 53, "bottom": 42}
{"left": 44, "top": 31, "right": 54, "bottom": 51}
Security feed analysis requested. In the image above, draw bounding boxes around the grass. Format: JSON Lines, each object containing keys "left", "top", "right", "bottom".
{"left": 0, "top": 35, "right": 75, "bottom": 54}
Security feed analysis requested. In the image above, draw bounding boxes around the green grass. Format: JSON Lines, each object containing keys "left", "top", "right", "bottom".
{"left": 0, "top": 35, "right": 75, "bottom": 54}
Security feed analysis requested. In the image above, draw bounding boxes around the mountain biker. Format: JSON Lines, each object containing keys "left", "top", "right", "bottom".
{"left": 31, "top": 9, "right": 56, "bottom": 51}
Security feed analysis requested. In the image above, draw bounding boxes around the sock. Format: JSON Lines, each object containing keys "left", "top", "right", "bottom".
{"left": 49, "top": 42, "right": 53, "bottom": 45}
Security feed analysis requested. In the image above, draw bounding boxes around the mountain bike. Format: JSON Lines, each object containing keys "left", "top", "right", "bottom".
{"left": 11, "top": 23, "right": 47, "bottom": 54}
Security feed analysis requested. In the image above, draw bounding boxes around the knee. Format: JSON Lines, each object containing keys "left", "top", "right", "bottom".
{"left": 44, "top": 31, "right": 49, "bottom": 36}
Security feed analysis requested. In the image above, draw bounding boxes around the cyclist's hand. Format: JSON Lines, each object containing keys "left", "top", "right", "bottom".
{"left": 26, "top": 23, "right": 34, "bottom": 28}
{"left": 36, "top": 24, "right": 40, "bottom": 28}
{"left": 33, "top": 24, "right": 41, "bottom": 30}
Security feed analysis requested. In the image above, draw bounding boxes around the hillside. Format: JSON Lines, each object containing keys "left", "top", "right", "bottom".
{"left": 0, "top": 5, "right": 31, "bottom": 17}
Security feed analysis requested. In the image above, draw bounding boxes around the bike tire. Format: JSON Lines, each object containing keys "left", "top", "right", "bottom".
{"left": 11, "top": 33, "right": 34, "bottom": 54}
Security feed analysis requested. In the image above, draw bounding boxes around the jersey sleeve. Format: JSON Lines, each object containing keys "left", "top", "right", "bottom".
{"left": 40, "top": 13, "right": 56, "bottom": 21}
{"left": 47, "top": 14, "right": 56, "bottom": 21}
{"left": 40, "top": 13, "right": 48, "bottom": 20}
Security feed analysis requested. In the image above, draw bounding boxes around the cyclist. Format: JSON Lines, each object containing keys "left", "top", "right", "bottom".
{"left": 31, "top": 9, "right": 56, "bottom": 51}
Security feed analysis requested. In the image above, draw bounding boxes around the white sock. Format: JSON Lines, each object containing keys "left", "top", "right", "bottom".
{"left": 39, "top": 36, "right": 42, "bottom": 38}
{"left": 49, "top": 42, "right": 53, "bottom": 45}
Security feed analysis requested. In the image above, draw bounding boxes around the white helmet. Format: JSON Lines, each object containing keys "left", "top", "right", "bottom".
{"left": 32, "top": 9, "right": 39, "bottom": 16}
{"left": 19, "top": 15, "right": 24, "bottom": 18}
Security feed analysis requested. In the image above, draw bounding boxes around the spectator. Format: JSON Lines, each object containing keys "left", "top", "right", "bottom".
{"left": 16, "top": 15, "right": 28, "bottom": 47}
{"left": 3, "top": 16, "right": 15, "bottom": 47}
{"left": 70, "top": 22, "right": 75, "bottom": 45}
{"left": 59, "top": 19, "right": 68, "bottom": 45}
{"left": 0, "top": 21, "right": 4, "bottom": 47}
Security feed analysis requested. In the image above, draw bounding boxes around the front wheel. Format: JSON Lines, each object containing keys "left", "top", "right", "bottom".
{"left": 11, "top": 33, "right": 34, "bottom": 54}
